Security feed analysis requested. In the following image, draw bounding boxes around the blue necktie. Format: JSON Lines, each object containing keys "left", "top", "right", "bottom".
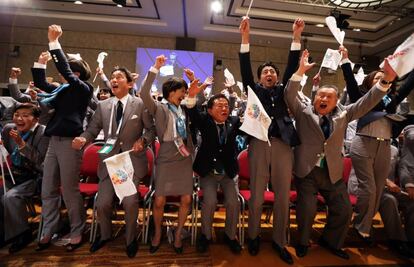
{"left": 218, "top": 124, "right": 225, "bottom": 145}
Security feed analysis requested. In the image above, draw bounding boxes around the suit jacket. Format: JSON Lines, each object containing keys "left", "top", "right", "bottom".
{"left": 81, "top": 95, "right": 155, "bottom": 180}
{"left": 1, "top": 123, "right": 49, "bottom": 185}
{"left": 140, "top": 70, "right": 195, "bottom": 153}
{"left": 399, "top": 125, "right": 414, "bottom": 188}
{"left": 32, "top": 48, "right": 93, "bottom": 137}
{"left": 285, "top": 79, "right": 387, "bottom": 183}
{"left": 239, "top": 48, "right": 300, "bottom": 146}
{"left": 187, "top": 105, "right": 241, "bottom": 178}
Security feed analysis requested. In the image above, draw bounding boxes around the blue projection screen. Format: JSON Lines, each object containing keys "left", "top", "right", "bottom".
{"left": 135, "top": 48, "right": 214, "bottom": 93}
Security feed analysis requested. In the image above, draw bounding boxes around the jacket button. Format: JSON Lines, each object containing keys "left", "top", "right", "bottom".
{"left": 219, "top": 149, "right": 222, "bottom": 152}
{"left": 120, "top": 142, "right": 123, "bottom": 145}
{"left": 271, "top": 116, "right": 274, "bottom": 119}
{"left": 213, "top": 158, "right": 216, "bottom": 162}
{"left": 324, "top": 142, "right": 327, "bottom": 146}
{"left": 317, "top": 153, "right": 321, "bottom": 157}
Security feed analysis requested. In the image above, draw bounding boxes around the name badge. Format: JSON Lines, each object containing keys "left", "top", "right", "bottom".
{"left": 99, "top": 137, "right": 117, "bottom": 155}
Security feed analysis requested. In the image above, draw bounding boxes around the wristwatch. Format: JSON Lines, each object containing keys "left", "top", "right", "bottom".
{"left": 380, "top": 79, "right": 392, "bottom": 86}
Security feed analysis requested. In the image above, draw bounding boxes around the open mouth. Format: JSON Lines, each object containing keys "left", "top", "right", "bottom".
{"left": 266, "top": 77, "right": 272, "bottom": 82}
{"left": 319, "top": 103, "right": 327, "bottom": 109}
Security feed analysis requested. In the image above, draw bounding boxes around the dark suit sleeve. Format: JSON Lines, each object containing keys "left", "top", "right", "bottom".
{"left": 186, "top": 103, "right": 207, "bottom": 131}
{"left": 141, "top": 108, "right": 156, "bottom": 146}
{"left": 386, "top": 69, "right": 414, "bottom": 112}
{"left": 19, "top": 126, "right": 50, "bottom": 173}
{"left": 8, "top": 83, "right": 32, "bottom": 103}
{"left": 49, "top": 49, "right": 90, "bottom": 96}
{"left": 341, "top": 62, "right": 362, "bottom": 103}
{"left": 281, "top": 49, "right": 301, "bottom": 88}
{"left": 239, "top": 52, "right": 256, "bottom": 95}
{"left": 31, "top": 67, "right": 58, "bottom": 93}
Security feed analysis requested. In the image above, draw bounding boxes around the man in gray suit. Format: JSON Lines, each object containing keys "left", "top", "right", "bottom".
{"left": 72, "top": 67, "right": 155, "bottom": 258}
{"left": 0, "top": 103, "right": 49, "bottom": 253}
{"left": 284, "top": 50, "right": 396, "bottom": 259}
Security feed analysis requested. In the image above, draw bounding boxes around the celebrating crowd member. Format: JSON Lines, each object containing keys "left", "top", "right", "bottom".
{"left": 238, "top": 16, "right": 303, "bottom": 264}
{"left": 0, "top": 103, "right": 49, "bottom": 254}
{"left": 285, "top": 49, "right": 396, "bottom": 259}
{"left": 72, "top": 66, "right": 155, "bottom": 257}
{"left": 32, "top": 25, "right": 93, "bottom": 252}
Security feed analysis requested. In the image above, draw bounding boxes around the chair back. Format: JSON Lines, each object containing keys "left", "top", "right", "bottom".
{"left": 80, "top": 142, "right": 104, "bottom": 178}
{"left": 237, "top": 149, "right": 250, "bottom": 182}
{"left": 342, "top": 157, "right": 352, "bottom": 183}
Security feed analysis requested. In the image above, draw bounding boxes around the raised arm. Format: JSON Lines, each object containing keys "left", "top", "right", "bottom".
{"left": 140, "top": 55, "right": 166, "bottom": 115}
{"left": 31, "top": 51, "right": 58, "bottom": 93}
{"left": 8, "top": 67, "right": 32, "bottom": 103}
{"left": 284, "top": 49, "right": 315, "bottom": 117}
{"left": 281, "top": 18, "right": 304, "bottom": 87}
{"left": 346, "top": 57, "right": 397, "bottom": 121}
{"left": 238, "top": 16, "right": 256, "bottom": 94}
{"left": 386, "top": 69, "right": 414, "bottom": 112}
{"left": 339, "top": 46, "right": 362, "bottom": 103}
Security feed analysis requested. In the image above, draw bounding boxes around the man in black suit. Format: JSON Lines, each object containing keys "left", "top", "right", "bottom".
{"left": 32, "top": 25, "right": 93, "bottom": 252}
{"left": 238, "top": 16, "right": 304, "bottom": 264}
{"left": 186, "top": 83, "right": 242, "bottom": 254}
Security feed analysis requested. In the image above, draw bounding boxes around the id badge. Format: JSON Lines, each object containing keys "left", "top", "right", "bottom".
{"left": 174, "top": 138, "right": 190, "bottom": 157}
{"left": 99, "top": 137, "right": 117, "bottom": 154}
{"left": 316, "top": 153, "right": 325, "bottom": 168}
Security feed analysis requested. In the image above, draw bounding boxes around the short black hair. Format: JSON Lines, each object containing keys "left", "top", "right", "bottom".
{"left": 257, "top": 62, "right": 279, "bottom": 79}
{"left": 207, "top": 94, "right": 229, "bottom": 109}
{"left": 14, "top": 103, "right": 41, "bottom": 118}
{"left": 68, "top": 58, "right": 91, "bottom": 81}
{"left": 111, "top": 67, "right": 133, "bottom": 83}
{"left": 97, "top": 87, "right": 113, "bottom": 99}
{"left": 162, "top": 77, "right": 188, "bottom": 99}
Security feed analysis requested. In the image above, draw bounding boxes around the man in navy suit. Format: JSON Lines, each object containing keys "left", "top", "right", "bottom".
{"left": 32, "top": 24, "right": 93, "bottom": 252}
{"left": 185, "top": 82, "right": 242, "bottom": 253}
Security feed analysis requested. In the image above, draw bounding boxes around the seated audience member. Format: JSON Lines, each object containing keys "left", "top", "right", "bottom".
{"left": 0, "top": 103, "right": 49, "bottom": 253}
{"left": 285, "top": 50, "right": 396, "bottom": 259}
{"left": 72, "top": 66, "right": 155, "bottom": 258}
{"left": 185, "top": 88, "right": 242, "bottom": 253}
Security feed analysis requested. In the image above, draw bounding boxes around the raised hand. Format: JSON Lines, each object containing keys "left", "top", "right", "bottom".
{"left": 203, "top": 76, "right": 214, "bottom": 86}
{"left": 383, "top": 56, "right": 397, "bottom": 82}
{"left": 339, "top": 46, "right": 349, "bottom": 60}
{"left": 131, "top": 73, "right": 139, "bottom": 82}
{"left": 10, "top": 67, "right": 21, "bottom": 79}
{"left": 38, "top": 51, "right": 51, "bottom": 65}
{"left": 295, "top": 49, "right": 315, "bottom": 76}
{"left": 48, "top": 24, "right": 63, "bottom": 42}
{"left": 188, "top": 78, "right": 201, "bottom": 97}
{"left": 239, "top": 16, "right": 250, "bottom": 44}
{"left": 292, "top": 18, "right": 305, "bottom": 42}
{"left": 184, "top": 68, "right": 195, "bottom": 81}
{"left": 312, "top": 72, "right": 321, "bottom": 86}
{"left": 28, "top": 89, "right": 38, "bottom": 101}
{"left": 153, "top": 55, "right": 166, "bottom": 70}
{"left": 72, "top": 137, "right": 86, "bottom": 150}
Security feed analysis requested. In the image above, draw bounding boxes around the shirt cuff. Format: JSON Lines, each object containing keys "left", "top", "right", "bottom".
{"left": 149, "top": 66, "right": 159, "bottom": 74}
{"left": 33, "top": 62, "right": 47, "bottom": 69}
{"left": 375, "top": 81, "right": 391, "bottom": 92}
{"left": 340, "top": 58, "right": 351, "bottom": 66}
{"left": 405, "top": 183, "right": 414, "bottom": 188}
{"left": 9, "top": 78, "right": 17, "bottom": 84}
{"left": 48, "top": 40, "right": 61, "bottom": 50}
{"left": 291, "top": 42, "right": 301, "bottom": 51}
{"left": 290, "top": 74, "right": 302, "bottom": 82}
{"left": 240, "top": 43, "right": 250, "bottom": 53}
{"left": 186, "top": 97, "right": 196, "bottom": 108}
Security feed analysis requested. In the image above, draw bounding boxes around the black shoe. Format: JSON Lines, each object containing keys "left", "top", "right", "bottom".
{"left": 126, "top": 239, "right": 138, "bottom": 258}
{"left": 90, "top": 237, "right": 108, "bottom": 253}
{"left": 9, "top": 230, "right": 33, "bottom": 254}
{"left": 318, "top": 238, "right": 349, "bottom": 260}
{"left": 223, "top": 234, "right": 241, "bottom": 254}
{"left": 295, "top": 244, "right": 308, "bottom": 258}
{"left": 196, "top": 234, "right": 210, "bottom": 253}
{"left": 248, "top": 236, "right": 260, "bottom": 256}
{"left": 35, "top": 241, "right": 51, "bottom": 251}
{"left": 66, "top": 240, "right": 84, "bottom": 252}
{"left": 389, "top": 240, "right": 414, "bottom": 259}
{"left": 272, "top": 242, "right": 293, "bottom": 265}
{"left": 353, "top": 228, "right": 375, "bottom": 247}
{"left": 149, "top": 241, "right": 161, "bottom": 254}
{"left": 173, "top": 244, "right": 183, "bottom": 254}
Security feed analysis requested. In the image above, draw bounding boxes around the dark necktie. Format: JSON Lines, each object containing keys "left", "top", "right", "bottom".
{"left": 321, "top": 116, "right": 330, "bottom": 140}
{"left": 218, "top": 124, "right": 225, "bottom": 145}
{"left": 116, "top": 101, "right": 123, "bottom": 126}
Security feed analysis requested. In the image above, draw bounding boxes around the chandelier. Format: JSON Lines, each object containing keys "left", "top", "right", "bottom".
{"left": 329, "top": 0, "right": 395, "bottom": 8}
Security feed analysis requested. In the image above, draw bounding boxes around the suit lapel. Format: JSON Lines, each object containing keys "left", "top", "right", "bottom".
{"left": 306, "top": 106, "right": 325, "bottom": 140}
{"left": 120, "top": 96, "right": 135, "bottom": 132}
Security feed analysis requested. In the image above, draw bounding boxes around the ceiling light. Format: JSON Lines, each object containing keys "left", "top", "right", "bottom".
{"left": 329, "top": 0, "right": 394, "bottom": 8}
{"left": 211, "top": 0, "right": 223, "bottom": 13}
{"left": 316, "top": 24, "right": 325, "bottom": 28}
{"left": 74, "top": 1, "right": 83, "bottom": 4}
{"left": 113, "top": 0, "right": 126, "bottom": 7}
{"left": 353, "top": 28, "right": 361, "bottom": 32}
{"left": 117, "top": 4, "right": 123, "bottom": 7}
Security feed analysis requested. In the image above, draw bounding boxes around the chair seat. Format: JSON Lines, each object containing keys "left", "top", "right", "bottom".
{"left": 349, "top": 194, "right": 357, "bottom": 206}
{"left": 78, "top": 183, "right": 99, "bottom": 196}
{"left": 138, "top": 185, "right": 150, "bottom": 198}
